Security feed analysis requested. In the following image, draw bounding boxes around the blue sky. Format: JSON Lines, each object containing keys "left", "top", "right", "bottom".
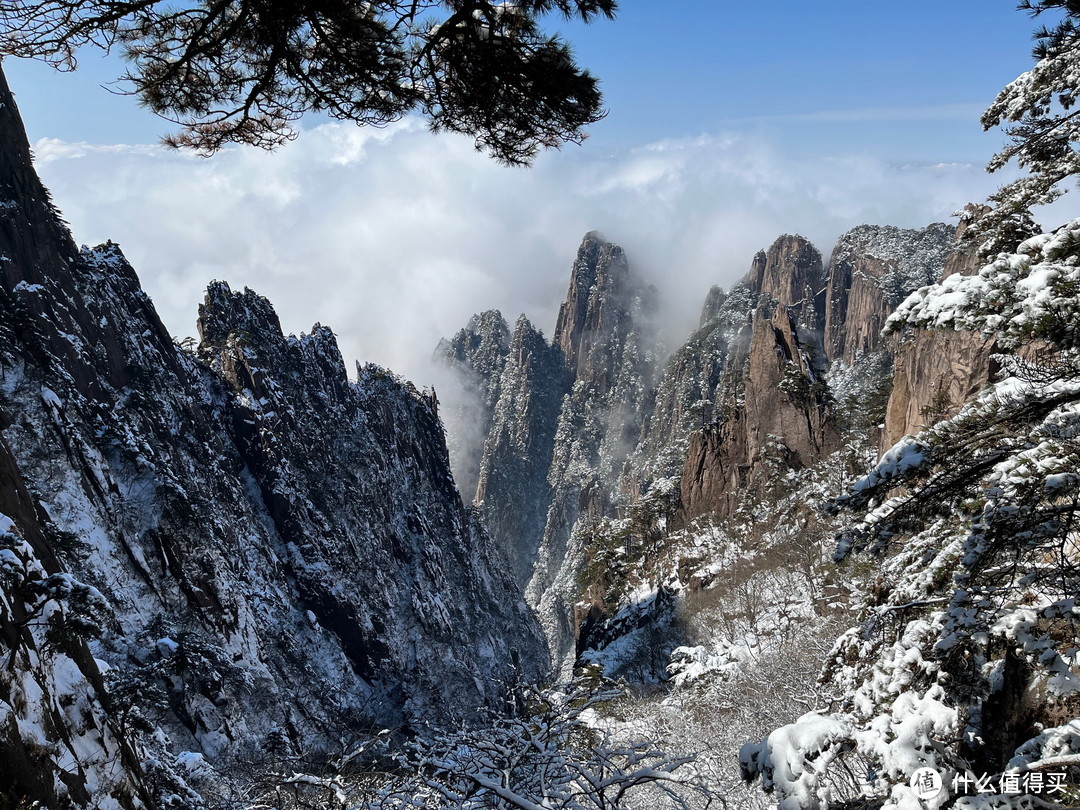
{"left": 1, "top": 2, "right": 1062, "bottom": 383}
{"left": 546, "top": 2, "right": 1040, "bottom": 162}
{"left": 6, "top": 2, "right": 1039, "bottom": 160}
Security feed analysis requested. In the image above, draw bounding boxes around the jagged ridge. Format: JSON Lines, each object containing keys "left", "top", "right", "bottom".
{"left": 0, "top": 67, "right": 545, "bottom": 809}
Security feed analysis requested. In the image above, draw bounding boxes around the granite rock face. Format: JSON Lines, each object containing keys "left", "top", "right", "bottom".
{"left": 433, "top": 309, "right": 511, "bottom": 501}
{"left": 746, "top": 234, "right": 827, "bottom": 332}
{"left": 440, "top": 232, "right": 658, "bottom": 671}
{"left": 881, "top": 216, "right": 997, "bottom": 447}
{"left": 473, "top": 315, "right": 565, "bottom": 585}
{"left": 673, "top": 237, "right": 838, "bottom": 519}
{"left": 698, "top": 285, "right": 727, "bottom": 327}
{"left": 0, "top": 66, "right": 545, "bottom": 809}
{"left": 823, "top": 223, "right": 955, "bottom": 364}
{"left": 680, "top": 306, "right": 839, "bottom": 517}
{"left": 437, "top": 217, "right": 987, "bottom": 684}
{"left": 524, "top": 234, "right": 658, "bottom": 672}
{"left": 441, "top": 233, "right": 843, "bottom": 670}
{"left": 636, "top": 235, "right": 828, "bottom": 486}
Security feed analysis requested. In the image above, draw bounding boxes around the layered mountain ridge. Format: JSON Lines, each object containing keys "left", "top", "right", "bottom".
{"left": 0, "top": 67, "right": 545, "bottom": 809}
{"left": 439, "top": 216, "right": 984, "bottom": 676}
{"left": 0, "top": 48, "right": 1019, "bottom": 805}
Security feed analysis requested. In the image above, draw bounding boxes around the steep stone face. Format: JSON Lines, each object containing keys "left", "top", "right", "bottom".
{"left": 554, "top": 231, "right": 657, "bottom": 396}
{"left": 679, "top": 302, "right": 839, "bottom": 518}
{"left": 473, "top": 316, "right": 565, "bottom": 585}
{"left": 882, "top": 219, "right": 996, "bottom": 447}
{"left": 0, "top": 68, "right": 78, "bottom": 288}
{"left": 638, "top": 235, "right": 829, "bottom": 513}
{"left": 441, "top": 232, "right": 658, "bottom": 673}
{"left": 524, "top": 387, "right": 607, "bottom": 676}
{"left": 0, "top": 436, "right": 152, "bottom": 809}
{"left": 699, "top": 285, "right": 727, "bottom": 327}
{"left": 0, "top": 67, "right": 545, "bottom": 808}
{"left": 745, "top": 234, "right": 826, "bottom": 332}
{"left": 197, "top": 283, "right": 547, "bottom": 717}
{"left": 433, "top": 310, "right": 511, "bottom": 500}
{"left": 823, "top": 223, "right": 955, "bottom": 364}
{"left": 632, "top": 283, "right": 755, "bottom": 483}
{"left": 528, "top": 234, "right": 658, "bottom": 672}
{"left": 883, "top": 329, "right": 997, "bottom": 447}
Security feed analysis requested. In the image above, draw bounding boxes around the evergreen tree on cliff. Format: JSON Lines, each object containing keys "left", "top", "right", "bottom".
{"left": 0, "top": 0, "right": 616, "bottom": 164}
{"left": 740, "top": 6, "right": 1080, "bottom": 808}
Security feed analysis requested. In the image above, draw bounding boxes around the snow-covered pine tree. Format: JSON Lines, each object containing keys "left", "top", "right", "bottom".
{"left": 971, "top": 1, "right": 1080, "bottom": 252}
{"left": 741, "top": 8, "right": 1080, "bottom": 807}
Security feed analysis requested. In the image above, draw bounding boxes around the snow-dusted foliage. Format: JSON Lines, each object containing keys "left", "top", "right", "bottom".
{"left": 827, "top": 349, "right": 894, "bottom": 434}
{"left": 745, "top": 222, "right": 1080, "bottom": 808}
{"left": 233, "top": 681, "right": 713, "bottom": 810}
{"left": 974, "top": 2, "right": 1080, "bottom": 247}
{"left": 891, "top": 217, "right": 1080, "bottom": 351}
{"left": 373, "top": 681, "right": 712, "bottom": 810}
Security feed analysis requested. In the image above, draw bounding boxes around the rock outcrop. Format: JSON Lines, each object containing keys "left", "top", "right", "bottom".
{"left": 440, "top": 232, "right": 658, "bottom": 672}
{"left": 433, "top": 310, "right": 511, "bottom": 501}
{"left": 677, "top": 259, "right": 839, "bottom": 519}
{"left": 746, "top": 234, "right": 827, "bottom": 332}
{"left": 526, "top": 234, "right": 658, "bottom": 671}
{"left": 436, "top": 219, "right": 989, "bottom": 684}
{"left": 823, "top": 223, "right": 955, "bottom": 364}
{"left": 0, "top": 66, "right": 545, "bottom": 809}
{"left": 636, "top": 235, "right": 828, "bottom": 487}
{"left": 699, "top": 285, "right": 727, "bottom": 327}
{"left": 473, "top": 316, "right": 565, "bottom": 585}
{"left": 881, "top": 216, "right": 997, "bottom": 447}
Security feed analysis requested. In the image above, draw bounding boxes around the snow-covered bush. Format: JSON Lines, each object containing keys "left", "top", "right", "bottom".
{"left": 239, "top": 680, "right": 714, "bottom": 809}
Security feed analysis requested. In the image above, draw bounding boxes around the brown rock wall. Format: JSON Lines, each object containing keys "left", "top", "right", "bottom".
{"left": 883, "top": 329, "right": 997, "bottom": 447}
{"left": 747, "top": 235, "right": 825, "bottom": 329}
{"left": 823, "top": 223, "right": 955, "bottom": 364}
{"left": 679, "top": 307, "right": 839, "bottom": 518}
{"left": 824, "top": 255, "right": 892, "bottom": 364}
{"left": 881, "top": 218, "right": 995, "bottom": 447}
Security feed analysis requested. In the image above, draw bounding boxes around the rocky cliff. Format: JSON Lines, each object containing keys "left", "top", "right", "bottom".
{"left": 673, "top": 237, "right": 839, "bottom": 519}
{"left": 746, "top": 234, "right": 827, "bottom": 333}
{"left": 517, "top": 235, "right": 655, "bottom": 672}
{"left": 434, "top": 211, "right": 983, "bottom": 685}
{"left": 439, "top": 232, "right": 658, "bottom": 672}
{"left": 630, "top": 283, "right": 753, "bottom": 483}
{"left": 881, "top": 215, "right": 997, "bottom": 446}
{"left": 473, "top": 315, "right": 564, "bottom": 585}
{"left": 823, "top": 223, "right": 955, "bottom": 364}
{"left": 433, "top": 310, "right": 510, "bottom": 502}
{"left": 0, "top": 66, "right": 545, "bottom": 809}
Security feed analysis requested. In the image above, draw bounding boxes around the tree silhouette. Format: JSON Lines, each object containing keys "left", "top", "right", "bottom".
{"left": 0, "top": 0, "right": 616, "bottom": 164}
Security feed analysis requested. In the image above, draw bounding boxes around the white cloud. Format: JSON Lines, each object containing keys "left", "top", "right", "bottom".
{"left": 726, "top": 102, "right": 986, "bottom": 125}
{"left": 33, "top": 122, "right": 1019, "bottom": 387}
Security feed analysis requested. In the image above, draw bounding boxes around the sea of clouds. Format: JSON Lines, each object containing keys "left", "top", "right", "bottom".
{"left": 34, "top": 120, "right": 1023, "bottom": 387}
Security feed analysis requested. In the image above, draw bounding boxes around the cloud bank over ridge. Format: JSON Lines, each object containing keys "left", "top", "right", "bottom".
{"left": 34, "top": 121, "right": 1017, "bottom": 386}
